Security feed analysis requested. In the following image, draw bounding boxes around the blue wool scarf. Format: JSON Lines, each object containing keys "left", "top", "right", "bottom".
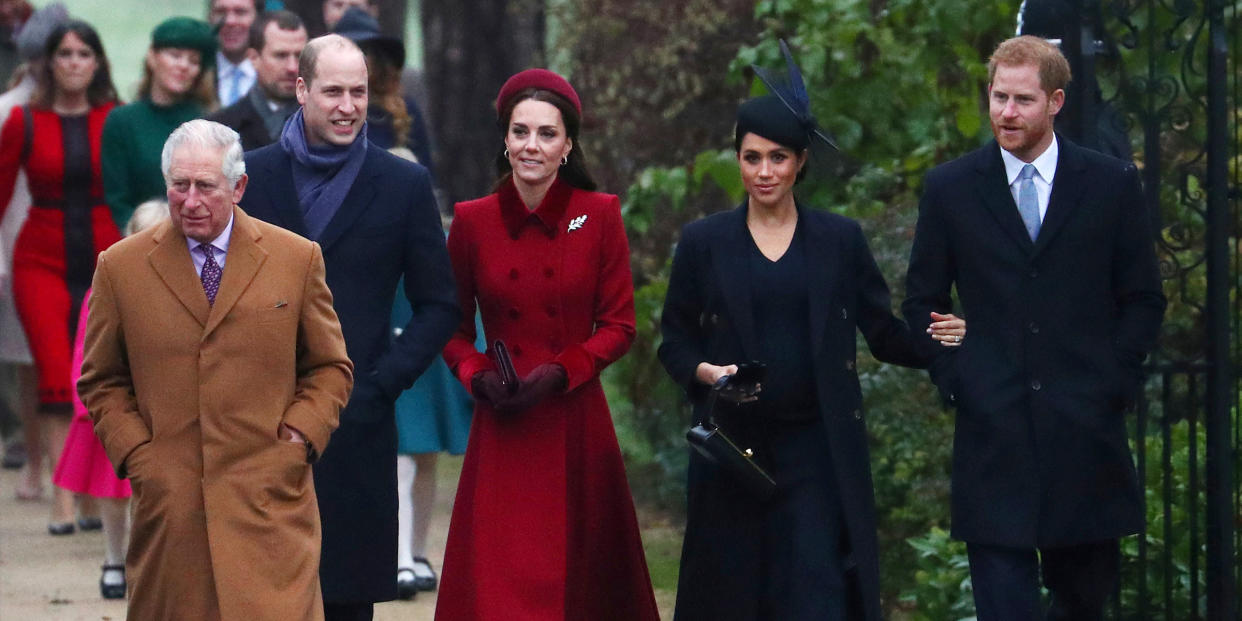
{"left": 279, "top": 108, "right": 368, "bottom": 240}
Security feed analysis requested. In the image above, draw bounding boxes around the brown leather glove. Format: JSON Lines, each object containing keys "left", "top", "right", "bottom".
{"left": 470, "top": 370, "right": 511, "bottom": 407}
{"left": 495, "top": 363, "right": 567, "bottom": 414}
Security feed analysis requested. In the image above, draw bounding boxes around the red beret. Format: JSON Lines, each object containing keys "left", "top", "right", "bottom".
{"left": 495, "top": 68, "right": 582, "bottom": 118}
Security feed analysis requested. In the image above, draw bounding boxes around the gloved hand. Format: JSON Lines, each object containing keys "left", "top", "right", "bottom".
{"left": 495, "top": 363, "right": 567, "bottom": 414}
{"left": 471, "top": 370, "right": 511, "bottom": 407}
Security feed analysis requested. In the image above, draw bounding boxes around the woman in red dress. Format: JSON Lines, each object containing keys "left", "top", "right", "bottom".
{"left": 0, "top": 19, "right": 119, "bottom": 533}
{"left": 436, "top": 69, "right": 659, "bottom": 621}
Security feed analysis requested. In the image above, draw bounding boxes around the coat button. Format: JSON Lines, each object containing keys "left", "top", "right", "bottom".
{"left": 546, "top": 307, "right": 558, "bottom": 317}
{"left": 1029, "top": 268, "right": 1038, "bottom": 278}
{"left": 841, "top": 308, "right": 848, "bottom": 319}
{"left": 852, "top": 409, "right": 862, "bottom": 420}
{"left": 544, "top": 267, "right": 554, "bottom": 278}
{"left": 512, "top": 345, "right": 522, "bottom": 357}
{"left": 1030, "top": 379, "right": 1042, "bottom": 391}
{"left": 845, "top": 360, "right": 855, "bottom": 371}
{"left": 508, "top": 308, "right": 520, "bottom": 319}
{"left": 1028, "top": 322, "right": 1039, "bottom": 334}
{"left": 509, "top": 268, "right": 519, "bottom": 280}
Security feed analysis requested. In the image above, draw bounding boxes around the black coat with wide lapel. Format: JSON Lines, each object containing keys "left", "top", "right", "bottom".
{"left": 206, "top": 94, "right": 277, "bottom": 152}
{"left": 903, "top": 135, "right": 1166, "bottom": 548}
{"left": 240, "top": 142, "right": 458, "bottom": 603}
{"left": 659, "top": 203, "right": 931, "bottom": 621}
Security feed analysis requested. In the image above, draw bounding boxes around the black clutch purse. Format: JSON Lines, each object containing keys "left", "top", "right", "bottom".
{"left": 685, "top": 373, "right": 777, "bottom": 501}
{"left": 491, "top": 340, "right": 519, "bottom": 395}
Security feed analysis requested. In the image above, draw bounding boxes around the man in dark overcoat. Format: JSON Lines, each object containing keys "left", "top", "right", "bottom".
{"left": 238, "top": 34, "right": 457, "bottom": 621}
{"left": 208, "top": 10, "right": 306, "bottom": 151}
{"left": 903, "top": 36, "right": 1165, "bottom": 620}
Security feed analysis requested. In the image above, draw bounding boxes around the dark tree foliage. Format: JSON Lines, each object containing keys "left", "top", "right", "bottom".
{"left": 421, "top": 0, "right": 545, "bottom": 205}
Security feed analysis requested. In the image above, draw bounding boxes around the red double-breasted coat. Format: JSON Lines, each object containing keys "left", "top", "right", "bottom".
{"left": 437, "top": 178, "right": 658, "bottom": 621}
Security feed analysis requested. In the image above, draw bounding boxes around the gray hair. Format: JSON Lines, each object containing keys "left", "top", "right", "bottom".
{"left": 124, "top": 199, "right": 170, "bottom": 236}
{"left": 161, "top": 119, "right": 246, "bottom": 187}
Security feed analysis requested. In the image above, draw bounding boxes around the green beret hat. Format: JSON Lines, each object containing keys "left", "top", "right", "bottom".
{"left": 150, "top": 17, "right": 216, "bottom": 69}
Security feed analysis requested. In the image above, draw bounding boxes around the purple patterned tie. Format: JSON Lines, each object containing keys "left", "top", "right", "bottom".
{"left": 199, "top": 244, "right": 221, "bottom": 306}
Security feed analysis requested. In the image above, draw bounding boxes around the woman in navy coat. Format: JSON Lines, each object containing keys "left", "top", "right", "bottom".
{"left": 436, "top": 69, "right": 658, "bottom": 621}
{"left": 658, "top": 92, "right": 965, "bottom": 620}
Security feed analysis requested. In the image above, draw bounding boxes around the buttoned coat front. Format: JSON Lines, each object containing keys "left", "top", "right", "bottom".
{"left": 436, "top": 178, "right": 659, "bottom": 621}
{"left": 902, "top": 136, "right": 1166, "bottom": 548}
{"left": 78, "top": 207, "right": 353, "bottom": 621}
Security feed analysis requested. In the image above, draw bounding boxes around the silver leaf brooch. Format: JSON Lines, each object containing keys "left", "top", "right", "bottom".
{"left": 567, "top": 215, "right": 587, "bottom": 232}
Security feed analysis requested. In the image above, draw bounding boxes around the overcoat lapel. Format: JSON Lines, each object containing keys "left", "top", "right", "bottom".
{"left": 973, "top": 143, "right": 1036, "bottom": 253}
{"left": 711, "top": 205, "right": 760, "bottom": 360}
{"left": 261, "top": 151, "right": 309, "bottom": 238}
{"left": 147, "top": 220, "right": 210, "bottom": 327}
{"left": 315, "top": 150, "right": 381, "bottom": 251}
{"left": 203, "top": 208, "right": 267, "bottom": 339}
{"left": 801, "top": 207, "right": 839, "bottom": 354}
{"left": 1031, "top": 137, "right": 1086, "bottom": 259}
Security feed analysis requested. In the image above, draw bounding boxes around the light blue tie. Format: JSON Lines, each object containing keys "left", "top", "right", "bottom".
{"left": 226, "top": 67, "right": 242, "bottom": 106}
{"left": 1017, "top": 164, "right": 1041, "bottom": 241}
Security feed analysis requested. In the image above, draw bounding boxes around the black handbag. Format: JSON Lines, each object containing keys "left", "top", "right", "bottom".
{"left": 686, "top": 376, "right": 777, "bottom": 500}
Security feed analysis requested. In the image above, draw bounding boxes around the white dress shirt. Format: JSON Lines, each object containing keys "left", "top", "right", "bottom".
{"left": 216, "top": 52, "right": 256, "bottom": 107}
{"left": 186, "top": 214, "right": 234, "bottom": 276}
{"left": 1000, "top": 135, "right": 1059, "bottom": 221}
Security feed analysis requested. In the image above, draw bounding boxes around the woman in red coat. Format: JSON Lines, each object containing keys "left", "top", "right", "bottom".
{"left": 436, "top": 69, "right": 659, "bottom": 621}
{"left": 0, "top": 20, "right": 119, "bottom": 533}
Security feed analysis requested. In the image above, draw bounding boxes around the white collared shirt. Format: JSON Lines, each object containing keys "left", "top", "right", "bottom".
{"left": 216, "top": 52, "right": 256, "bottom": 107}
{"left": 186, "top": 213, "right": 235, "bottom": 277}
{"left": 1000, "top": 136, "right": 1059, "bottom": 221}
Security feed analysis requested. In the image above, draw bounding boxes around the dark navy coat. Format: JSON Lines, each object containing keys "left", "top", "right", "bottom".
{"left": 903, "top": 136, "right": 1165, "bottom": 548}
{"left": 659, "top": 203, "right": 930, "bottom": 621}
{"left": 240, "top": 142, "right": 458, "bottom": 603}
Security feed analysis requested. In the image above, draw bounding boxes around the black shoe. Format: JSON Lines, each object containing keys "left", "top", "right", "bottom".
{"left": 396, "top": 567, "right": 418, "bottom": 600}
{"left": 100, "top": 564, "right": 126, "bottom": 599}
{"left": 77, "top": 516, "right": 103, "bottom": 531}
{"left": 47, "top": 522, "right": 75, "bottom": 536}
{"left": 412, "top": 557, "right": 438, "bottom": 591}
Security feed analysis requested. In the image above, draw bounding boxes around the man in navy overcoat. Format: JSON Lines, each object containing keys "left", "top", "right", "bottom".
{"left": 903, "top": 36, "right": 1165, "bottom": 620}
{"left": 239, "top": 34, "right": 457, "bottom": 620}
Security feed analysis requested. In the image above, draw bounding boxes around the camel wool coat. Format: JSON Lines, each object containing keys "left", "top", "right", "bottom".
{"left": 78, "top": 207, "right": 353, "bottom": 621}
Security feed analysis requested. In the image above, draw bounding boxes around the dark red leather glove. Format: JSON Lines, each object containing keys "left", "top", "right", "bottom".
{"left": 471, "top": 370, "right": 511, "bottom": 407}
{"left": 495, "top": 363, "right": 567, "bottom": 414}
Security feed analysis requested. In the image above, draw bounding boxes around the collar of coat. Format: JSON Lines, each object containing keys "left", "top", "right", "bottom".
{"left": 498, "top": 176, "right": 573, "bottom": 240}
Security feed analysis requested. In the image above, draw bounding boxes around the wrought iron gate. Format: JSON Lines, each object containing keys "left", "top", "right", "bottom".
{"left": 1056, "top": 0, "right": 1239, "bottom": 618}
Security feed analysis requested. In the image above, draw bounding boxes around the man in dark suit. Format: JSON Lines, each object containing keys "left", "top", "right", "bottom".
{"left": 209, "top": 10, "right": 306, "bottom": 151}
{"left": 903, "top": 36, "right": 1166, "bottom": 620}
{"left": 239, "top": 34, "right": 458, "bottom": 621}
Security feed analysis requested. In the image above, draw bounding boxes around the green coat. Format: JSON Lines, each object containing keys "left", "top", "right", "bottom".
{"left": 101, "top": 99, "right": 202, "bottom": 229}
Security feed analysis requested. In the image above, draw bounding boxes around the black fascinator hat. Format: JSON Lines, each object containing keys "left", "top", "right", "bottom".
{"left": 735, "top": 40, "right": 838, "bottom": 155}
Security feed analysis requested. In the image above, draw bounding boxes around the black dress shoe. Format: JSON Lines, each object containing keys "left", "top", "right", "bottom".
{"left": 396, "top": 568, "right": 418, "bottom": 600}
{"left": 100, "top": 564, "right": 126, "bottom": 599}
{"left": 412, "top": 557, "right": 438, "bottom": 591}
{"left": 47, "top": 522, "right": 75, "bottom": 536}
{"left": 78, "top": 516, "right": 103, "bottom": 531}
